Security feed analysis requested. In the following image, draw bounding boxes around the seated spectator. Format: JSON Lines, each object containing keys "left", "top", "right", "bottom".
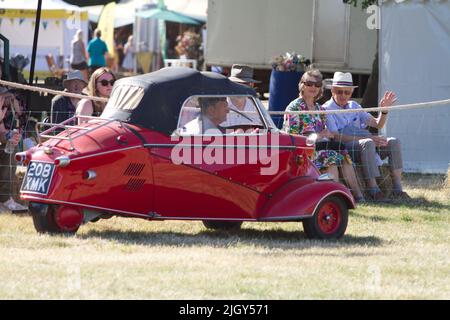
{"left": 76, "top": 67, "right": 115, "bottom": 124}
{"left": 0, "top": 96, "right": 21, "bottom": 150}
{"left": 222, "top": 64, "right": 263, "bottom": 127}
{"left": 228, "top": 64, "right": 261, "bottom": 88}
{"left": 323, "top": 72, "right": 409, "bottom": 201}
{"left": 182, "top": 97, "right": 229, "bottom": 135}
{"left": 0, "top": 65, "right": 27, "bottom": 212}
{"left": 282, "top": 69, "right": 365, "bottom": 202}
{"left": 50, "top": 70, "right": 87, "bottom": 125}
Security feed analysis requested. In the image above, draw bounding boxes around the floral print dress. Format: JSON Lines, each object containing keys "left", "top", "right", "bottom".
{"left": 282, "top": 98, "right": 352, "bottom": 171}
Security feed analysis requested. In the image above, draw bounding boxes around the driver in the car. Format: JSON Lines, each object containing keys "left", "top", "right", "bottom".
{"left": 182, "top": 97, "right": 229, "bottom": 135}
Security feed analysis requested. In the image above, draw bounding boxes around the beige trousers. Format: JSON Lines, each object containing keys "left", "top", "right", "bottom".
{"left": 345, "top": 137, "right": 403, "bottom": 180}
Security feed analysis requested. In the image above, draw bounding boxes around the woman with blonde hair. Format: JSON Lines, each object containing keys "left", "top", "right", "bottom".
{"left": 76, "top": 67, "right": 115, "bottom": 124}
{"left": 70, "top": 29, "right": 89, "bottom": 82}
{"left": 282, "top": 69, "right": 365, "bottom": 202}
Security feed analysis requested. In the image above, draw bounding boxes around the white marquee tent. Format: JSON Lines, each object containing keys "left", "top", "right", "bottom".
{"left": 0, "top": 0, "right": 88, "bottom": 73}
{"left": 380, "top": 0, "right": 450, "bottom": 173}
{"left": 85, "top": 0, "right": 149, "bottom": 28}
{"left": 86, "top": 0, "right": 207, "bottom": 28}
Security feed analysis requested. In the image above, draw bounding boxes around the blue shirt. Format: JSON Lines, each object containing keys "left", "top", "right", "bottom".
{"left": 322, "top": 98, "right": 371, "bottom": 133}
{"left": 87, "top": 38, "right": 108, "bottom": 67}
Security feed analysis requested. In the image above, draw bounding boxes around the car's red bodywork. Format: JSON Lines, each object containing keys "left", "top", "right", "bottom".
{"left": 20, "top": 120, "right": 354, "bottom": 226}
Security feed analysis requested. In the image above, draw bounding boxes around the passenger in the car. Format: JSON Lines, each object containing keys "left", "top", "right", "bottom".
{"left": 182, "top": 97, "right": 229, "bottom": 135}
{"left": 223, "top": 64, "right": 263, "bottom": 129}
{"left": 221, "top": 96, "right": 260, "bottom": 127}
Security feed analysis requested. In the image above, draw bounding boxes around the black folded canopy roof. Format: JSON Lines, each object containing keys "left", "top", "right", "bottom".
{"left": 101, "top": 67, "right": 257, "bottom": 135}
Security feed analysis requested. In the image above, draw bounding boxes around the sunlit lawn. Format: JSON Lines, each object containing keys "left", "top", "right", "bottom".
{"left": 0, "top": 174, "right": 448, "bottom": 299}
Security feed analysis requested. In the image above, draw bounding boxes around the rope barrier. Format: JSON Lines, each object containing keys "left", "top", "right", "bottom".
{"left": 1, "top": 78, "right": 449, "bottom": 115}
{"left": 266, "top": 98, "right": 450, "bottom": 115}
{"left": 0, "top": 79, "right": 108, "bottom": 103}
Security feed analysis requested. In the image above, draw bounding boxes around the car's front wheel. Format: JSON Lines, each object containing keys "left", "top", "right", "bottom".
{"left": 302, "top": 196, "right": 348, "bottom": 239}
{"left": 202, "top": 220, "right": 243, "bottom": 231}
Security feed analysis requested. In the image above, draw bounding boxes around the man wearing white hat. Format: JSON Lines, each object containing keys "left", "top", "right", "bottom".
{"left": 322, "top": 72, "right": 408, "bottom": 201}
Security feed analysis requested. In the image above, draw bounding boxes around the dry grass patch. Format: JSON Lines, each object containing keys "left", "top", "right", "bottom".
{"left": 0, "top": 174, "right": 449, "bottom": 299}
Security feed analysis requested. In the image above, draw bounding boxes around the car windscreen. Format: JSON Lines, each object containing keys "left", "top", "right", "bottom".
{"left": 256, "top": 99, "right": 279, "bottom": 132}
{"left": 175, "top": 95, "right": 270, "bottom": 135}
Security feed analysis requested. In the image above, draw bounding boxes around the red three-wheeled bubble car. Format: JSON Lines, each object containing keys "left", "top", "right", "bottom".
{"left": 17, "top": 68, "right": 354, "bottom": 239}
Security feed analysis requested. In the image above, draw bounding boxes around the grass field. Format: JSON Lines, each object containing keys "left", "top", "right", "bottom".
{"left": 0, "top": 174, "right": 449, "bottom": 300}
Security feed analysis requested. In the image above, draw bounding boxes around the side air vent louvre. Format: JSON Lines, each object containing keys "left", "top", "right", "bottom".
{"left": 125, "top": 178, "right": 146, "bottom": 192}
{"left": 124, "top": 163, "right": 145, "bottom": 176}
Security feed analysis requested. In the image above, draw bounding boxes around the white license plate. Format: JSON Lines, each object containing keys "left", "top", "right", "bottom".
{"left": 21, "top": 161, "right": 55, "bottom": 195}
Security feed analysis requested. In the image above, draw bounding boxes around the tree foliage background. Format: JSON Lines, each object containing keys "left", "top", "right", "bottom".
{"left": 344, "top": 0, "right": 379, "bottom": 9}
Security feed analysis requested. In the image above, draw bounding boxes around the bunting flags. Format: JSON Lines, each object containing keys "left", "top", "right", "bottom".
{"left": 2, "top": 17, "right": 61, "bottom": 30}
{"left": 66, "top": 11, "right": 81, "bottom": 31}
{"left": 1, "top": 10, "right": 85, "bottom": 30}
{"left": 0, "top": 9, "right": 88, "bottom": 20}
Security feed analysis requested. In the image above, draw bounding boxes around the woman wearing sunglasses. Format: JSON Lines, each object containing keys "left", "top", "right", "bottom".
{"left": 76, "top": 67, "right": 115, "bottom": 124}
{"left": 282, "top": 69, "right": 365, "bottom": 203}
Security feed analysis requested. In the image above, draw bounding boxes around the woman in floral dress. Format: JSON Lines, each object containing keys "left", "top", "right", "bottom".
{"left": 282, "top": 69, "right": 364, "bottom": 202}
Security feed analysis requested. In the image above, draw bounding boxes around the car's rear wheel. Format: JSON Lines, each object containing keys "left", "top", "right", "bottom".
{"left": 302, "top": 196, "right": 348, "bottom": 239}
{"left": 31, "top": 203, "right": 83, "bottom": 235}
{"left": 202, "top": 220, "right": 243, "bottom": 231}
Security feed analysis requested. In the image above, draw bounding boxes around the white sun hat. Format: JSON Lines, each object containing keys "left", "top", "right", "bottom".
{"left": 331, "top": 72, "right": 358, "bottom": 88}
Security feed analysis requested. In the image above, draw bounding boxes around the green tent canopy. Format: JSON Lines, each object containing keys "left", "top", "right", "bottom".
{"left": 136, "top": 6, "right": 201, "bottom": 25}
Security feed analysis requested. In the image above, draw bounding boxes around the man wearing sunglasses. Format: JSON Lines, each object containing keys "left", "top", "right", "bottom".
{"left": 322, "top": 72, "right": 409, "bottom": 201}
